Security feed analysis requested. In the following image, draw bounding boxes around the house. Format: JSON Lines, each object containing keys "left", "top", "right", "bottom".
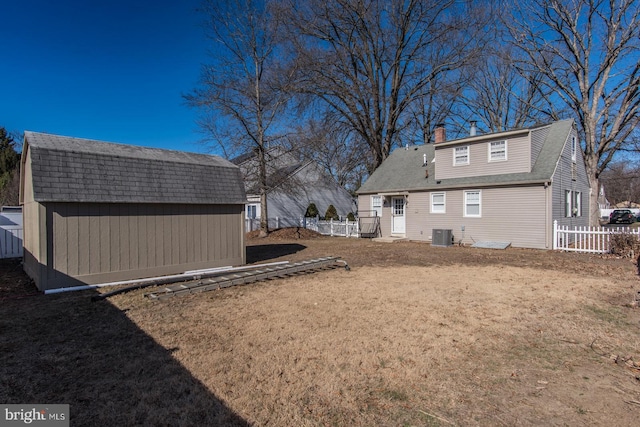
{"left": 232, "top": 147, "right": 355, "bottom": 229}
{"left": 356, "top": 119, "right": 590, "bottom": 249}
{"left": 20, "top": 131, "right": 247, "bottom": 292}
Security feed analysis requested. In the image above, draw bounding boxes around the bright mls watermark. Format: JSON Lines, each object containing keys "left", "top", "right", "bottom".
{"left": 0, "top": 405, "right": 68, "bottom": 427}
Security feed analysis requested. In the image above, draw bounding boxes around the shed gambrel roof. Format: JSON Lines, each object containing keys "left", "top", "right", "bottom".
{"left": 357, "top": 119, "right": 574, "bottom": 194}
{"left": 23, "top": 131, "right": 247, "bottom": 204}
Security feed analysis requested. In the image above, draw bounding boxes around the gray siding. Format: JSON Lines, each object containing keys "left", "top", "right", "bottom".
{"left": 404, "top": 186, "right": 550, "bottom": 249}
{"left": 530, "top": 125, "right": 551, "bottom": 168}
{"left": 552, "top": 128, "right": 591, "bottom": 229}
{"left": 266, "top": 162, "right": 354, "bottom": 219}
{"left": 435, "top": 134, "right": 531, "bottom": 180}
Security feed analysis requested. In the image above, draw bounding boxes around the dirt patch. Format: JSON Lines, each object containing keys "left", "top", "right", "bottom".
{"left": 246, "top": 227, "right": 324, "bottom": 240}
{"left": 2, "top": 238, "right": 640, "bottom": 426}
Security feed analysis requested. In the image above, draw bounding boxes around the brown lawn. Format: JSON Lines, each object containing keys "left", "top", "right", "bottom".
{"left": 2, "top": 233, "right": 640, "bottom": 426}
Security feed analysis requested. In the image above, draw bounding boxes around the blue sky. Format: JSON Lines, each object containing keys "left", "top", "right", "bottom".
{"left": 1, "top": 0, "right": 214, "bottom": 154}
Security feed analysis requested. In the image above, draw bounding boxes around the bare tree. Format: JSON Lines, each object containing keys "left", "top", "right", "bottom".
{"left": 286, "top": 115, "right": 370, "bottom": 193}
{"left": 599, "top": 160, "right": 640, "bottom": 205}
{"left": 285, "top": 0, "right": 488, "bottom": 172}
{"left": 504, "top": 0, "right": 640, "bottom": 225}
{"left": 186, "top": 0, "right": 294, "bottom": 237}
{"left": 454, "top": 47, "right": 562, "bottom": 135}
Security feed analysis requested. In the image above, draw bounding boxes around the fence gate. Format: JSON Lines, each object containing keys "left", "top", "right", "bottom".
{"left": 0, "top": 208, "right": 23, "bottom": 259}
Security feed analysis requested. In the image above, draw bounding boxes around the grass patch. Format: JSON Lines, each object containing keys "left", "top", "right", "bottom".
{"left": 380, "top": 388, "right": 408, "bottom": 401}
{"left": 584, "top": 304, "right": 630, "bottom": 327}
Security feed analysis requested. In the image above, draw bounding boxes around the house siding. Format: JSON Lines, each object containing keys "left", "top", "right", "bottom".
{"left": 266, "top": 163, "right": 354, "bottom": 220}
{"left": 435, "top": 133, "right": 531, "bottom": 180}
{"left": 551, "top": 128, "right": 591, "bottom": 229}
{"left": 405, "top": 186, "right": 549, "bottom": 249}
{"left": 530, "top": 125, "right": 551, "bottom": 168}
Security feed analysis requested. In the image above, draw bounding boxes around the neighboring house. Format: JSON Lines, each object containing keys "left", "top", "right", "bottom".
{"left": 232, "top": 147, "right": 355, "bottom": 228}
{"left": 598, "top": 185, "right": 611, "bottom": 218}
{"left": 612, "top": 200, "right": 640, "bottom": 209}
{"left": 357, "top": 119, "right": 590, "bottom": 249}
{"left": 20, "top": 131, "right": 247, "bottom": 292}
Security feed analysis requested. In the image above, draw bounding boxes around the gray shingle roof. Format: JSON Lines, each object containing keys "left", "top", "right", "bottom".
{"left": 357, "top": 119, "right": 573, "bottom": 194}
{"left": 24, "top": 131, "right": 247, "bottom": 204}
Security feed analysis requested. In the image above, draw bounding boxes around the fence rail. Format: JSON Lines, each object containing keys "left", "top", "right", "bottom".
{"left": 245, "top": 217, "right": 360, "bottom": 238}
{"left": 553, "top": 220, "right": 640, "bottom": 254}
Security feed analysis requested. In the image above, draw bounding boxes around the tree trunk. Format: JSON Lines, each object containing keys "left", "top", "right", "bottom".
{"left": 585, "top": 161, "right": 601, "bottom": 227}
{"left": 258, "top": 147, "right": 269, "bottom": 238}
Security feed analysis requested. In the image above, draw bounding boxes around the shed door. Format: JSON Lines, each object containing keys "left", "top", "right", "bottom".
{"left": 391, "top": 197, "right": 405, "bottom": 234}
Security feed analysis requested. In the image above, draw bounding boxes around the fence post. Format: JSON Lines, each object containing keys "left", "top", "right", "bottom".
{"left": 552, "top": 220, "right": 558, "bottom": 250}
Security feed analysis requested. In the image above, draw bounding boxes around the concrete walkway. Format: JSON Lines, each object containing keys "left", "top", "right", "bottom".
{"left": 372, "top": 236, "right": 407, "bottom": 243}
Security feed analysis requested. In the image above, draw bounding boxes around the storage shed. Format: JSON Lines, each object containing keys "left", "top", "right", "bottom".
{"left": 20, "top": 131, "right": 247, "bottom": 292}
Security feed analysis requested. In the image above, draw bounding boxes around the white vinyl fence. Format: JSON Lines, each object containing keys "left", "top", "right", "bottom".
{"left": 245, "top": 217, "right": 360, "bottom": 238}
{"left": 0, "top": 208, "right": 23, "bottom": 259}
{"left": 553, "top": 220, "right": 640, "bottom": 254}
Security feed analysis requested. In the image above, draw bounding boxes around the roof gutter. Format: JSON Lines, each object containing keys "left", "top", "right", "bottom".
{"left": 357, "top": 179, "right": 551, "bottom": 195}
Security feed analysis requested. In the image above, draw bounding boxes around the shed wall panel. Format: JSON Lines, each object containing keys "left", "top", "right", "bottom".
{"left": 39, "top": 202, "right": 244, "bottom": 291}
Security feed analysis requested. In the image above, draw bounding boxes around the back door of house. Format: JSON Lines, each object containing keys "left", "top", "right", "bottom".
{"left": 391, "top": 197, "right": 405, "bottom": 234}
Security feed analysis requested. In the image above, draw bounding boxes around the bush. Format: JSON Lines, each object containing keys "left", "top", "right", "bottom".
{"left": 347, "top": 212, "right": 356, "bottom": 222}
{"left": 325, "top": 204, "right": 339, "bottom": 221}
{"left": 609, "top": 232, "right": 640, "bottom": 258}
{"left": 305, "top": 203, "right": 319, "bottom": 218}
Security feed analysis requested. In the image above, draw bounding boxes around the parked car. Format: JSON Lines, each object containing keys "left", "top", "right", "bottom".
{"left": 609, "top": 209, "right": 636, "bottom": 224}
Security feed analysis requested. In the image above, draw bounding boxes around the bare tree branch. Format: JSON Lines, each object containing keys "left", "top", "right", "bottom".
{"left": 185, "top": 0, "right": 296, "bottom": 236}
{"left": 504, "top": 0, "right": 640, "bottom": 225}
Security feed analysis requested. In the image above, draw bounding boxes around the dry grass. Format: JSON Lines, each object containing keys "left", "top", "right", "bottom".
{"left": 2, "top": 236, "right": 640, "bottom": 426}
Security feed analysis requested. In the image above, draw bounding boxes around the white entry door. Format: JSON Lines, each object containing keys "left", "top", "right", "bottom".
{"left": 391, "top": 197, "right": 405, "bottom": 234}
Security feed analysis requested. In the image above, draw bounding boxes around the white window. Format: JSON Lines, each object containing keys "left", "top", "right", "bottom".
{"left": 431, "top": 192, "right": 446, "bottom": 213}
{"left": 371, "top": 195, "right": 382, "bottom": 217}
{"left": 454, "top": 146, "right": 469, "bottom": 166}
{"left": 464, "top": 191, "right": 481, "bottom": 217}
{"left": 489, "top": 140, "right": 507, "bottom": 161}
{"left": 571, "top": 136, "right": 577, "bottom": 163}
{"left": 246, "top": 204, "right": 258, "bottom": 219}
{"left": 566, "top": 190, "right": 582, "bottom": 217}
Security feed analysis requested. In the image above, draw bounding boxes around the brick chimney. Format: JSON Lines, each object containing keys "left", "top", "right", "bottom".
{"left": 434, "top": 124, "right": 446, "bottom": 143}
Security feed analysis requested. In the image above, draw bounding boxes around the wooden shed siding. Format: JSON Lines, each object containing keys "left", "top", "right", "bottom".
{"left": 39, "top": 202, "right": 244, "bottom": 290}
{"left": 435, "top": 134, "right": 531, "bottom": 180}
{"left": 404, "top": 187, "right": 549, "bottom": 249}
{"left": 21, "top": 149, "right": 47, "bottom": 287}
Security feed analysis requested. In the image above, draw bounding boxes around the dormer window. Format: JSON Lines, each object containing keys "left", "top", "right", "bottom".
{"left": 454, "top": 146, "right": 469, "bottom": 166}
{"left": 489, "top": 140, "right": 507, "bottom": 162}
